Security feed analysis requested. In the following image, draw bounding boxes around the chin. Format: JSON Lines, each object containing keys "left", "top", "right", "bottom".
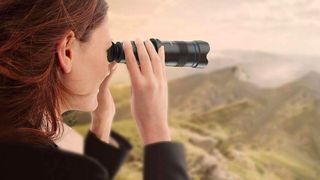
{"left": 69, "top": 90, "right": 99, "bottom": 112}
{"left": 77, "top": 95, "right": 99, "bottom": 112}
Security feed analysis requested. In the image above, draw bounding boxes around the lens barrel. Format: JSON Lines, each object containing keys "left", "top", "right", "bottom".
{"left": 107, "top": 38, "right": 210, "bottom": 68}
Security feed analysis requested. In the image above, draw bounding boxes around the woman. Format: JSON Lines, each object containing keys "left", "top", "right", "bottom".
{"left": 0, "top": 0, "right": 189, "bottom": 180}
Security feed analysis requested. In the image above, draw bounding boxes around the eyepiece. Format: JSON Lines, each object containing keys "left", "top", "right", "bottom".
{"left": 107, "top": 38, "right": 211, "bottom": 69}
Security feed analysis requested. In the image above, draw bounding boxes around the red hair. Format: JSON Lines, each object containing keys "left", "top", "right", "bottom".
{"left": 0, "top": 0, "right": 108, "bottom": 145}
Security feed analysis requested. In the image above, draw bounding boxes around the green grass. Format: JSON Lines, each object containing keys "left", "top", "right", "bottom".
{"left": 249, "top": 149, "right": 319, "bottom": 180}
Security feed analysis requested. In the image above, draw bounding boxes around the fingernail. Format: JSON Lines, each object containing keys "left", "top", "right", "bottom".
{"left": 126, "top": 41, "right": 132, "bottom": 48}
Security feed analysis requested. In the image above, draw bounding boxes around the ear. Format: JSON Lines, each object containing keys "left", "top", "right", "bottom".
{"left": 56, "top": 31, "right": 77, "bottom": 74}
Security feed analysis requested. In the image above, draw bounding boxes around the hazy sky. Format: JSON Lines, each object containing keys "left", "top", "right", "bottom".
{"left": 106, "top": 0, "right": 320, "bottom": 87}
{"left": 108, "top": 0, "right": 320, "bottom": 56}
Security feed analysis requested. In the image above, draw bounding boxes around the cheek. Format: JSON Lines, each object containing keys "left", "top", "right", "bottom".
{"left": 92, "top": 53, "right": 110, "bottom": 83}
{"left": 76, "top": 47, "right": 110, "bottom": 91}
{"left": 74, "top": 56, "right": 108, "bottom": 92}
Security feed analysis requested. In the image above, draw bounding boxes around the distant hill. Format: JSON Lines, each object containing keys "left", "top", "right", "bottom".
{"left": 66, "top": 66, "right": 320, "bottom": 180}
{"left": 166, "top": 67, "right": 320, "bottom": 179}
{"left": 110, "top": 50, "right": 320, "bottom": 89}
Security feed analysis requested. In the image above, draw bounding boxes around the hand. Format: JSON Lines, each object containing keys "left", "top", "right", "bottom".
{"left": 123, "top": 38, "right": 171, "bottom": 145}
{"left": 89, "top": 62, "right": 118, "bottom": 143}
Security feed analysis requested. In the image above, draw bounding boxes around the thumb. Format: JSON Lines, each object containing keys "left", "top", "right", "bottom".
{"left": 101, "top": 62, "right": 118, "bottom": 88}
{"left": 110, "top": 61, "right": 118, "bottom": 70}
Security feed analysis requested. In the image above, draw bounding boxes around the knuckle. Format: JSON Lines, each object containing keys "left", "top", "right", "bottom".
{"left": 153, "top": 55, "right": 161, "bottom": 62}
{"left": 124, "top": 41, "right": 131, "bottom": 49}
{"left": 143, "top": 53, "right": 150, "bottom": 60}
{"left": 134, "top": 79, "right": 144, "bottom": 88}
{"left": 126, "top": 56, "right": 135, "bottom": 64}
{"left": 138, "top": 40, "right": 145, "bottom": 48}
{"left": 146, "top": 80, "right": 158, "bottom": 90}
{"left": 130, "top": 76, "right": 142, "bottom": 86}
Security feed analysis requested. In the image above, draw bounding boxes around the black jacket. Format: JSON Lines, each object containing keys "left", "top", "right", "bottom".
{"left": 0, "top": 130, "right": 189, "bottom": 180}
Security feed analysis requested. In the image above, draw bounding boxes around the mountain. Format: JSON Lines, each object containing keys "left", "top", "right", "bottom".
{"left": 166, "top": 68, "right": 320, "bottom": 180}
{"left": 168, "top": 66, "right": 266, "bottom": 117}
{"left": 65, "top": 66, "right": 320, "bottom": 180}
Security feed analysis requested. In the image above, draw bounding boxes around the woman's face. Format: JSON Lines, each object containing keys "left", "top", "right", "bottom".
{"left": 57, "top": 16, "right": 113, "bottom": 113}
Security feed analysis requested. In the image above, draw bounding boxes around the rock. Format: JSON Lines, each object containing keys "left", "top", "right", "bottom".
{"left": 191, "top": 154, "right": 238, "bottom": 180}
{"left": 189, "top": 135, "right": 220, "bottom": 154}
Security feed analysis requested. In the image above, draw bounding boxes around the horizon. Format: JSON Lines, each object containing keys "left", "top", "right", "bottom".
{"left": 107, "top": 0, "right": 320, "bottom": 88}
{"left": 109, "top": 49, "right": 320, "bottom": 88}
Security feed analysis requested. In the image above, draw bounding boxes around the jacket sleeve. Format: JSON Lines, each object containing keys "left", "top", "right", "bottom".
{"left": 84, "top": 129, "right": 133, "bottom": 180}
{"left": 83, "top": 130, "right": 189, "bottom": 180}
{"left": 143, "top": 141, "right": 190, "bottom": 180}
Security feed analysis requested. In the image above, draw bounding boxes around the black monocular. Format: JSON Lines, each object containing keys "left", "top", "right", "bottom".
{"left": 106, "top": 38, "right": 210, "bottom": 68}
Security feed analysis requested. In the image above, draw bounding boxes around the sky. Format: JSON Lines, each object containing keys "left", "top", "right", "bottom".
{"left": 106, "top": 0, "right": 320, "bottom": 88}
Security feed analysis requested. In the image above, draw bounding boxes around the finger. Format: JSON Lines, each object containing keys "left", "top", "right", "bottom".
{"left": 145, "top": 39, "right": 163, "bottom": 78}
{"left": 109, "top": 61, "right": 118, "bottom": 71}
{"left": 158, "top": 46, "right": 167, "bottom": 80}
{"left": 106, "top": 62, "right": 118, "bottom": 79}
{"left": 123, "top": 41, "right": 141, "bottom": 85}
{"left": 135, "top": 38, "right": 153, "bottom": 76}
{"left": 101, "top": 62, "right": 118, "bottom": 88}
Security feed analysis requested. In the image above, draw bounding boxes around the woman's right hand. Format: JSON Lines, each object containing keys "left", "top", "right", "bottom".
{"left": 123, "top": 39, "right": 171, "bottom": 146}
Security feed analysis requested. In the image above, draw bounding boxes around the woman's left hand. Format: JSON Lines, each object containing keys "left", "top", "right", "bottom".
{"left": 90, "top": 62, "right": 118, "bottom": 143}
